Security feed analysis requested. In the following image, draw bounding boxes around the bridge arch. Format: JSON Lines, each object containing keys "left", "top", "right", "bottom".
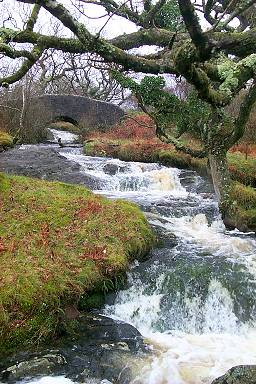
{"left": 32, "top": 94, "right": 124, "bottom": 131}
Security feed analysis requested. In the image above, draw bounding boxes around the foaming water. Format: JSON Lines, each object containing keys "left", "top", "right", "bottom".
{"left": 151, "top": 213, "right": 256, "bottom": 255}
{"left": 136, "top": 330, "right": 256, "bottom": 384}
{"left": 61, "top": 152, "right": 187, "bottom": 200}
{"left": 149, "top": 213, "right": 256, "bottom": 277}
{"left": 104, "top": 206, "right": 256, "bottom": 382}
{"left": 105, "top": 273, "right": 256, "bottom": 384}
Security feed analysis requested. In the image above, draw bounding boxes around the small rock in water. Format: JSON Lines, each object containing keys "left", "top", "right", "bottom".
{"left": 102, "top": 163, "right": 128, "bottom": 175}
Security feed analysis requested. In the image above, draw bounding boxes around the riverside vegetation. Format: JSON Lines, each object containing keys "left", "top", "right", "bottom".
{"left": 0, "top": 172, "right": 154, "bottom": 357}
{"left": 0, "top": 131, "right": 13, "bottom": 152}
{"left": 84, "top": 114, "right": 256, "bottom": 232}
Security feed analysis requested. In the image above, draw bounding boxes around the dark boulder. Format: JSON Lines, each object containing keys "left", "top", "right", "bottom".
{"left": 0, "top": 313, "right": 148, "bottom": 384}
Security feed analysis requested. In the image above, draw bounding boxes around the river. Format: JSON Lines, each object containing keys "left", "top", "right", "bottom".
{"left": 5, "top": 131, "right": 256, "bottom": 384}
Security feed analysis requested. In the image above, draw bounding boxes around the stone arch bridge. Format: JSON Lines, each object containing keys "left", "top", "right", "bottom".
{"left": 32, "top": 94, "right": 124, "bottom": 129}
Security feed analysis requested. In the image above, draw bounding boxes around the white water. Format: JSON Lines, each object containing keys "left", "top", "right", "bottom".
{"left": 59, "top": 152, "right": 256, "bottom": 384}
{"left": 49, "top": 129, "right": 78, "bottom": 144}
{"left": 21, "top": 378, "right": 75, "bottom": 384}
{"left": 16, "top": 150, "right": 256, "bottom": 384}
{"left": 20, "top": 378, "right": 110, "bottom": 384}
{"left": 105, "top": 273, "right": 256, "bottom": 384}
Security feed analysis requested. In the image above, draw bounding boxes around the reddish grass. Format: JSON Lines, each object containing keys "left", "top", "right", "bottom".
{"left": 229, "top": 143, "right": 256, "bottom": 157}
{"left": 87, "top": 114, "right": 156, "bottom": 140}
{"left": 87, "top": 113, "right": 256, "bottom": 161}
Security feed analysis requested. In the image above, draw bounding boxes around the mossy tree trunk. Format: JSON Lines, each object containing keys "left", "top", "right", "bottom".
{"left": 205, "top": 109, "right": 234, "bottom": 222}
{"left": 206, "top": 84, "right": 256, "bottom": 224}
{"left": 208, "top": 147, "right": 232, "bottom": 220}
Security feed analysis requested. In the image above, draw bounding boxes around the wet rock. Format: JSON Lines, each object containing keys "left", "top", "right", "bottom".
{"left": 145, "top": 212, "right": 178, "bottom": 248}
{"left": 0, "top": 313, "right": 148, "bottom": 384}
{"left": 179, "top": 169, "right": 214, "bottom": 194}
{"left": 102, "top": 162, "right": 129, "bottom": 175}
{"left": 152, "top": 225, "right": 178, "bottom": 249}
{"left": 69, "top": 313, "right": 144, "bottom": 352}
{"left": 211, "top": 365, "right": 256, "bottom": 384}
{"left": 0, "top": 146, "right": 102, "bottom": 190}
{"left": 1, "top": 354, "right": 66, "bottom": 382}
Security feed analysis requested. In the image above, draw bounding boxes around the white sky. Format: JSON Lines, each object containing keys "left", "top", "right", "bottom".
{"left": 0, "top": 0, "right": 138, "bottom": 38}
{"left": 0, "top": 0, "right": 241, "bottom": 40}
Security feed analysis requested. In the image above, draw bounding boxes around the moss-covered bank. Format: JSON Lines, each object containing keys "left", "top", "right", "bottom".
{"left": 84, "top": 138, "right": 207, "bottom": 174}
{"left": 0, "top": 131, "right": 13, "bottom": 150}
{"left": 228, "top": 182, "right": 256, "bottom": 232}
{"left": 0, "top": 173, "right": 154, "bottom": 357}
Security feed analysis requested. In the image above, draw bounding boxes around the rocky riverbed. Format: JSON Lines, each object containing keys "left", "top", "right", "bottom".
{"left": 0, "top": 145, "right": 101, "bottom": 189}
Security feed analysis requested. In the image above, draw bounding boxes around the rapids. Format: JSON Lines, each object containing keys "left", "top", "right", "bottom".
{"left": 14, "top": 135, "right": 256, "bottom": 384}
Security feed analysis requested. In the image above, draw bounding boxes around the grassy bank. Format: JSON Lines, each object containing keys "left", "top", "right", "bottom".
{"left": 0, "top": 173, "right": 154, "bottom": 356}
{"left": 227, "top": 152, "right": 256, "bottom": 186}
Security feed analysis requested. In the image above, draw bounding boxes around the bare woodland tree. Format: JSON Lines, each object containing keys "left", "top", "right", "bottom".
{"left": 35, "top": 50, "right": 126, "bottom": 102}
{"left": 0, "top": 0, "right": 256, "bottom": 223}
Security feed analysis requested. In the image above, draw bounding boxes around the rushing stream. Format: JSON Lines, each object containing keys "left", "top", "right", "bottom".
{"left": 10, "top": 131, "right": 256, "bottom": 384}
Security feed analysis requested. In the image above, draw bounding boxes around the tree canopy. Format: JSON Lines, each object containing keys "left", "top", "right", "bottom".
{"left": 0, "top": 1, "right": 256, "bottom": 107}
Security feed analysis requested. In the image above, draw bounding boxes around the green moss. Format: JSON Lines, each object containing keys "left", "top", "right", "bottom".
{"left": 228, "top": 152, "right": 256, "bottom": 186}
{"left": 0, "top": 173, "right": 154, "bottom": 357}
{"left": 0, "top": 173, "right": 10, "bottom": 193}
{"left": 230, "top": 182, "right": 256, "bottom": 209}
{"left": 78, "top": 291, "right": 108, "bottom": 310}
{"left": 0, "top": 131, "right": 13, "bottom": 147}
{"left": 228, "top": 182, "right": 256, "bottom": 231}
